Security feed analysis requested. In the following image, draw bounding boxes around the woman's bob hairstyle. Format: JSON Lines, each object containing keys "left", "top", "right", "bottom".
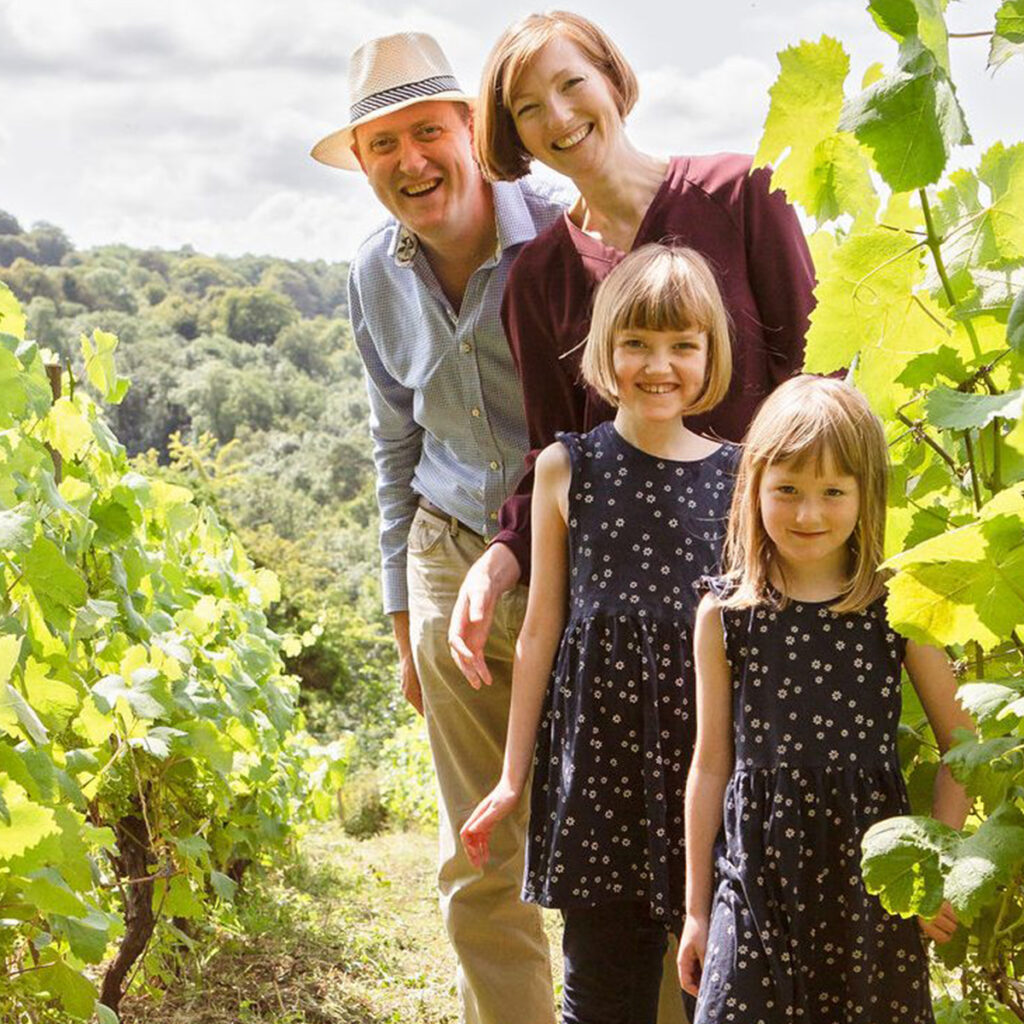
{"left": 580, "top": 243, "right": 732, "bottom": 418}
{"left": 475, "top": 11, "right": 638, "bottom": 181}
{"left": 720, "top": 375, "right": 890, "bottom": 614}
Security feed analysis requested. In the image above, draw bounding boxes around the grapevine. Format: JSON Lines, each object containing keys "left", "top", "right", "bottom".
{"left": 0, "top": 291, "right": 347, "bottom": 1020}
{"left": 754, "top": 1, "right": 1024, "bottom": 1016}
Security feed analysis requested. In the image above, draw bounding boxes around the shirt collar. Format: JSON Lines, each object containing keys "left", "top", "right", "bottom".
{"left": 388, "top": 181, "right": 538, "bottom": 269}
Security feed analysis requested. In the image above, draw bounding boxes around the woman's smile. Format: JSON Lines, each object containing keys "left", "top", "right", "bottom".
{"left": 552, "top": 123, "right": 593, "bottom": 151}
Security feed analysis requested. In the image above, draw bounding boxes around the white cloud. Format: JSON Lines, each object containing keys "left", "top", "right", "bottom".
{"left": 1, "top": 0, "right": 1020, "bottom": 263}
{"left": 631, "top": 56, "right": 775, "bottom": 156}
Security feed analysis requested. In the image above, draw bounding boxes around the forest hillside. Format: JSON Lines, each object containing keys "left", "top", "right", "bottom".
{"left": 0, "top": 210, "right": 403, "bottom": 745}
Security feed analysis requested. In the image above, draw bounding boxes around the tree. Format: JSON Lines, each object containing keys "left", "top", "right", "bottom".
{"left": 0, "top": 234, "right": 38, "bottom": 267}
{"left": 171, "top": 255, "right": 245, "bottom": 298}
{"left": 215, "top": 286, "right": 299, "bottom": 346}
{"left": 260, "top": 263, "right": 325, "bottom": 318}
{"left": 0, "top": 208, "right": 23, "bottom": 234}
{"left": 27, "top": 221, "right": 72, "bottom": 265}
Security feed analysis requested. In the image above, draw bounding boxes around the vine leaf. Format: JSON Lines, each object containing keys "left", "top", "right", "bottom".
{"left": 885, "top": 487, "right": 1024, "bottom": 650}
{"left": 868, "top": 0, "right": 951, "bottom": 72}
{"left": 754, "top": 36, "right": 877, "bottom": 224}
{"left": 944, "top": 803, "right": 1024, "bottom": 924}
{"left": 957, "top": 679, "right": 1024, "bottom": 735}
{"left": 0, "top": 779, "right": 59, "bottom": 858}
{"left": 1008, "top": 287, "right": 1024, "bottom": 351}
{"left": 839, "top": 37, "right": 970, "bottom": 191}
{"left": 0, "top": 281, "right": 26, "bottom": 339}
{"left": 81, "top": 330, "right": 130, "bottom": 405}
{"left": 989, "top": 0, "right": 1024, "bottom": 70}
{"left": 22, "top": 534, "right": 88, "bottom": 618}
{"left": 977, "top": 142, "right": 1024, "bottom": 268}
{"left": 861, "top": 814, "right": 956, "bottom": 917}
{"left": 925, "top": 386, "right": 1024, "bottom": 430}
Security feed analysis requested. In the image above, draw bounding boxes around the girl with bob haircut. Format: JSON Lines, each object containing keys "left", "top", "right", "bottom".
{"left": 581, "top": 244, "right": 732, "bottom": 415}
{"left": 679, "top": 375, "right": 973, "bottom": 1024}
{"left": 460, "top": 244, "right": 738, "bottom": 1024}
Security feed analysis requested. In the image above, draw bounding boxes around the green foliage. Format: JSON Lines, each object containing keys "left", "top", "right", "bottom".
{"left": 0, "top": 219, "right": 391, "bottom": 750}
{"left": 990, "top": 1, "right": 1024, "bottom": 69}
{"left": 378, "top": 724, "right": 438, "bottom": 829}
{"left": 0, "top": 284, "right": 347, "bottom": 1020}
{"left": 757, "top": 4, "right": 1024, "bottom": 1015}
{"left": 215, "top": 286, "right": 299, "bottom": 346}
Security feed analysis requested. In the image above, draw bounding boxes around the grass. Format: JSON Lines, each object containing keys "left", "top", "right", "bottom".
{"left": 118, "top": 823, "right": 564, "bottom": 1024}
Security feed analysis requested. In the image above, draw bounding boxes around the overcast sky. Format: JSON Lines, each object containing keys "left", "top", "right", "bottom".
{"left": 0, "top": 0, "right": 1019, "bottom": 263}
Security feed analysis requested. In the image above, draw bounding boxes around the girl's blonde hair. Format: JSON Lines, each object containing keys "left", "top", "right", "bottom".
{"left": 475, "top": 11, "right": 638, "bottom": 182}
{"left": 580, "top": 244, "right": 732, "bottom": 417}
{"left": 721, "top": 375, "right": 889, "bottom": 614}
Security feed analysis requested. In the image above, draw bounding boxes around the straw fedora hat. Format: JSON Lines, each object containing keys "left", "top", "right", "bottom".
{"left": 311, "top": 32, "right": 475, "bottom": 171}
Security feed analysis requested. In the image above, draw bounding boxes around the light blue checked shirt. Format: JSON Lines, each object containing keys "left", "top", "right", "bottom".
{"left": 348, "top": 179, "right": 564, "bottom": 614}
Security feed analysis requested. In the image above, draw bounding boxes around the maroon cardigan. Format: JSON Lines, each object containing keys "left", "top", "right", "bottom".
{"left": 494, "top": 153, "right": 816, "bottom": 579}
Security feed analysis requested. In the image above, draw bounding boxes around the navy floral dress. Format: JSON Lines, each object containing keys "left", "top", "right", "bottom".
{"left": 694, "top": 590, "right": 935, "bottom": 1024}
{"left": 524, "top": 421, "right": 738, "bottom": 927}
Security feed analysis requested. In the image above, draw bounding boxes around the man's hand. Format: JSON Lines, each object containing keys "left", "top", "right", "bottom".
{"left": 391, "top": 611, "right": 423, "bottom": 716}
{"left": 448, "top": 543, "right": 521, "bottom": 689}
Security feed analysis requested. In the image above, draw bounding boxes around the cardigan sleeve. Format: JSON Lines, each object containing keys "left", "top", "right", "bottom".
{"left": 741, "top": 164, "right": 816, "bottom": 386}
{"left": 493, "top": 248, "right": 588, "bottom": 581}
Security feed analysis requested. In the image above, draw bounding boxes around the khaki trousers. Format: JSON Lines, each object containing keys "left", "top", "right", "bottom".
{"left": 406, "top": 506, "right": 688, "bottom": 1024}
{"left": 407, "top": 507, "right": 555, "bottom": 1024}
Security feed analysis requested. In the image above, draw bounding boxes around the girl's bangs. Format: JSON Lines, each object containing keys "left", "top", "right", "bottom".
{"left": 757, "top": 401, "right": 863, "bottom": 479}
{"left": 614, "top": 266, "right": 714, "bottom": 335}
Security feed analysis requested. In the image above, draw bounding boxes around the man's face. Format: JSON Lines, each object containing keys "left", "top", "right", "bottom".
{"left": 353, "top": 101, "right": 482, "bottom": 245}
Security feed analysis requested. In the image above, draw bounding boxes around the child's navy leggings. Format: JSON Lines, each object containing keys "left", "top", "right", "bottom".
{"left": 561, "top": 901, "right": 693, "bottom": 1024}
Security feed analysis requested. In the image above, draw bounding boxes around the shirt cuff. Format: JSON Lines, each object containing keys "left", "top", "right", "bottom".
{"left": 381, "top": 565, "right": 409, "bottom": 616}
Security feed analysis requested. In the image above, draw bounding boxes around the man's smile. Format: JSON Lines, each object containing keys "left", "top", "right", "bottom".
{"left": 401, "top": 177, "right": 443, "bottom": 197}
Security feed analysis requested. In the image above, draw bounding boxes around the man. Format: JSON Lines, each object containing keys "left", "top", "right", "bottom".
{"left": 310, "top": 32, "right": 560, "bottom": 1024}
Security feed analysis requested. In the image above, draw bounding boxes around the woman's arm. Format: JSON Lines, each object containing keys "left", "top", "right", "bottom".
{"left": 679, "top": 594, "right": 735, "bottom": 995}
{"left": 460, "top": 441, "right": 571, "bottom": 867}
{"left": 742, "top": 163, "right": 817, "bottom": 386}
{"left": 904, "top": 639, "right": 976, "bottom": 942}
{"left": 493, "top": 247, "right": 590, "bottom": 579}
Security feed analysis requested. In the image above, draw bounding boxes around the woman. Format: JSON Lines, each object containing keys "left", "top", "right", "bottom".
{"left": 450, "top": 10, "right": 815, "bottom": 678}
{"left": 448, "top": 13, "right": 815, "bottom": 1022}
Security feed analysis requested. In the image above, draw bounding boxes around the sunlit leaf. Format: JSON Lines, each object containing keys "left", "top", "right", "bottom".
{"left": 839, "top": 37, "right": 970, "bottom": 191}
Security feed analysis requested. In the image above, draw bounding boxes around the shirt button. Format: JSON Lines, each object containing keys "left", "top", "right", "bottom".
{"left": 489, "top": 460, "right": 499, "bottom": 470}
{"left": 461, "top": 342, "right": 472, "bottom": 353}
{"left": 471, "top": 407, "right": 481, "bottom": 418}
{"left": 489, "top": 512, "right": 498, "bottom": 521}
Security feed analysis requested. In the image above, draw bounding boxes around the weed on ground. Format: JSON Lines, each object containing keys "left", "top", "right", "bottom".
{"left": 118, "top": 825, "right": 463, "bottom": 1024}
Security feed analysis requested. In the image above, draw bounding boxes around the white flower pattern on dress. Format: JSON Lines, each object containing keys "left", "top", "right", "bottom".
{"left": 693, "top": 590, "right": 935, "bottom": 1024}
{"left": 524, "top": 422, "right": 737, "bottom": 927}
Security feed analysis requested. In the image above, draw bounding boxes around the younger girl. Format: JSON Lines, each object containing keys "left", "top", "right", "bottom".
{"left": 460, "top": 244, "right": 736, "bottom": 1024}
{"left": 679, "top": 376, "right": 973, "bottom": 1024}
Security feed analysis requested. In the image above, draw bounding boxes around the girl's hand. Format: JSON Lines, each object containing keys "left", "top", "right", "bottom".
{"left": 460, "top": 780, "right": 521, "bottom": 868}
{"left": 919, "top": 900, "right": 958, "bottom": 944}
{"left": 677, "top": 914, "right": 709, "bottom": 997}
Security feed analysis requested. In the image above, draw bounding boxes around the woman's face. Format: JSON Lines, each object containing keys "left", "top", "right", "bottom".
{"left": 508, "top": 34, "right": 624, "bottom": 179}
